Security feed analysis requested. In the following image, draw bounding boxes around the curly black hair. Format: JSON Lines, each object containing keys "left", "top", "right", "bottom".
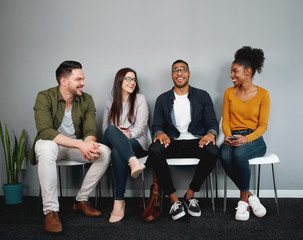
{"left": 233, "top": 46, "right": 265, "bottom": 77}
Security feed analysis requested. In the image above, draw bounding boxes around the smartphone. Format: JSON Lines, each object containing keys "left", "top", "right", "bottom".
{"left": 119, "top": 127, "right": 129, "bottom": 130}
{"left": 228, "top": 136, "right": 239, "bottom": 140}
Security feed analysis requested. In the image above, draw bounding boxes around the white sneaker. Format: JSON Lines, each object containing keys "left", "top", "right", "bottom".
{"left": 235, "top": 201, "right": 250, "bottom": 221}
{"left": 169, "top": 201, "right": 186, "bottom": 221}
{"left": 248, "top": 195, "right": 267, "bottom": 218}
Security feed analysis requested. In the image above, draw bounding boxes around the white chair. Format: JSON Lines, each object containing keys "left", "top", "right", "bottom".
{"left": 217, "top": 118, "right": 280, "bottom": 213}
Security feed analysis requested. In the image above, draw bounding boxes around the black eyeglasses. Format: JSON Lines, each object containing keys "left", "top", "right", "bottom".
{"left": 172, "top": 67, "right": 188, "bottom": 74}
{"left": 124, "top": 77, "right": 137, "bottom": 83}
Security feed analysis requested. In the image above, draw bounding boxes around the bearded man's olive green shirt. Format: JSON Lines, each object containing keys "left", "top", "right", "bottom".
{"left": 29, "top": 86, "right": 97, "bottom": 165}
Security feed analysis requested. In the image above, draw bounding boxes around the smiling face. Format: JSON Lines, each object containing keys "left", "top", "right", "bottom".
{"left": 63, "top": 68, "right": 85, "bottom": 97}
{"left": 230, "top": 63, "right": 251, "bottom": 86}
{"left": 121, "top": 71, "right": 137, "bottom": 96}
{"left": 171, "top": 62, "right": 191, "bottom": 89}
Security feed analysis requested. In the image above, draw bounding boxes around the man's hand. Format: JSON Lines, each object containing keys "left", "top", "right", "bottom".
{"left": 154, "top": 132, "right": 170, "bottom": 148}
{"left": 199, "top": 132, "right": 215, "bottom": 148}
{"left": 79, "top": 141, "right": 101, "bottom": 162}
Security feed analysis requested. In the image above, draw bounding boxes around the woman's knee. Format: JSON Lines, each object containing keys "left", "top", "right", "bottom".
{"left": 104, "top": 125, "right": 119, "bottom": 137}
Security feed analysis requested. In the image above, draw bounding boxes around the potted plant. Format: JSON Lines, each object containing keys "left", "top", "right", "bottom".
{"left": 0, "top": 121, "right": 26, "bottom": 204}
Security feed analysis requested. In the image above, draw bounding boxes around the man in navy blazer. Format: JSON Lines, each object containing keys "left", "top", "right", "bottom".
{"left": 147, "top": 59, "right": 219, "bottom": 221}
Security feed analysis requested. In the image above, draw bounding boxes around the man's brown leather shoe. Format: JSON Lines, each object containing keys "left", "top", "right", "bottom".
{"left": 44, "top": 211, "right": 63, "bottom": 233}
{"left": 73, "top": 201, "right": 102, "bottom": 217}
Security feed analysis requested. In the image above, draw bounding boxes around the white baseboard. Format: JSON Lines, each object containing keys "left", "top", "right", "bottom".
{"left": 18, "top": 188, "right": 303, "bottom": 198}
{"left": 139, "top": 189, "right": 303, "bottom": 198}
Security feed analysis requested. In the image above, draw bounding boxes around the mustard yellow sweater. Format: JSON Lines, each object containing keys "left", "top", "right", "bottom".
{"left": 222, "top": 86, "right": 270, "bottom": 142}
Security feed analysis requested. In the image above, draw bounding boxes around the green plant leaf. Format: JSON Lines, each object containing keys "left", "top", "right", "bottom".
{"left": 12, "top": 135, "right": 19, "bottom": 185}
{"left": 0, "top": 121, "right": 9, "bottom": 183}
{"left": 1, "top": 122, "right": 26, "bottom": 185}
{"left": 15, "top": 129, "right": 26, "bottom": 184}
{"left": 5, "top": 124, "right": 13, "bottom": 185}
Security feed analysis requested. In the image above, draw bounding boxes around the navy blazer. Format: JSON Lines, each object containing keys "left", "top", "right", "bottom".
{"left": 151, "top": 86, "right": 218, "bottom": 139}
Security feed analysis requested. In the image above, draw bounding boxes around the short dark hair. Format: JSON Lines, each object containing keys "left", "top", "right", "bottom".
{"left": 233, "top": 46, "right": 265, "bottom": 77}
{"left": 55, "top": 60, "right": 82, "bottom": 84}
{"left": 172, "top": 59, "right": 189, "bottom": 69}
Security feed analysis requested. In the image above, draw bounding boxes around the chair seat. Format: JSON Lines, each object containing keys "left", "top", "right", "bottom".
{"left": 56, "top": 160, "right": 86, "bottom": 166}
{"left": 166, "top": 158, "right": 200, "bottom": 165}
{"left": 249, "top": 153, "right": 279, "bottom": 165}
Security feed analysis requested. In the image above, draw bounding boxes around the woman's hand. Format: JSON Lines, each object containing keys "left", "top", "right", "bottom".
{"left": 118, "top": 126, "right": 132, "bottom": 139}
{"left": 225, "top": 135, "right": 248, "bottom": 146}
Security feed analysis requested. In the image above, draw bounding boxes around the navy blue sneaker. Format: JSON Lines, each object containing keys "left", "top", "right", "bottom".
{"left": 169, "top": 201, "right": 186, "bottom": 220}
{"left": 183, "top": 196, "right": 201, "bottom": 217}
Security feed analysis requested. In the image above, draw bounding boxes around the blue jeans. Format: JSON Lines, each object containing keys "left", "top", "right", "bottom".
{"left": 102, "top": 126, "right": 147, "bottom": 200}
{"left": 220, "top": 129, "right": 266, "bottom": 192}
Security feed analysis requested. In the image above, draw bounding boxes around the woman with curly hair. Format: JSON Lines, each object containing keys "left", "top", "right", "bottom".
{"left": 220, "top": 46, "right": 270, "bottom": 221}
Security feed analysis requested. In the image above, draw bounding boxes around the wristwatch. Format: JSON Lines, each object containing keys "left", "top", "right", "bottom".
{"left": 208, "top": 130, "right": 216, "bottom": 138}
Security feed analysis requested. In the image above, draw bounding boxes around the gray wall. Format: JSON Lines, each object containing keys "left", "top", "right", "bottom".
{"left": 0, "top": 0, "right": 302, "bottom": 197}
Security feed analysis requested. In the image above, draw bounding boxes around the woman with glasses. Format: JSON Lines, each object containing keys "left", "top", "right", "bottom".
{"left": 220, "top": 46, "right": 270, "bottom": 221}
{"left": 102, "top": 68, "right": 150, "bottom": 223}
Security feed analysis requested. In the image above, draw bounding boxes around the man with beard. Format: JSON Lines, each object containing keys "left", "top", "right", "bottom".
{"left": 29, "top": 60, "right": 111, "bottom": 233}
{"left": 147, "top": 59, "right": 219, "bottom": 221}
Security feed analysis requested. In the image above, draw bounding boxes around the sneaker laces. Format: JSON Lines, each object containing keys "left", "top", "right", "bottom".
{"left": 188, "top": 198, "right": 199, "bottom": 207}
{"left": 169, "top": 201, "right": 182, "bottom": 214}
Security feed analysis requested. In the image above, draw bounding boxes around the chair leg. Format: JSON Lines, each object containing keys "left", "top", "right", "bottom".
{"left": 209, "top": 172, "right": 215, "bottom": 213}
{"left": 223, "top": 173, "right": 227, "bottom": 214}
{"left": 215, "top": 163, "right": 218, "bottom": 199}
{"left": 257, "top": 165, "right": 261, "bottom": 197}
{"left": 141, "top": 171, "right": 146, "bottom": 209}
{"left": 160, "top": 191, "right": 164, "bottom": 214}
{"left": 271, "top": 163, "right": 279, "bottom": 214}
{"left": 95, "top": 183, "right": 98, "bottom": 208}
{"left": 38, "top": 186, "right": 42, "bottom": 212}
{"left": 95, "top": 181, "right": 101, "bottom": 208}
{"left": 58, "top": 166, "right": 62, "bottom": 197}
{"left": 205, "top": 177, "right": 209, "bottom": 198}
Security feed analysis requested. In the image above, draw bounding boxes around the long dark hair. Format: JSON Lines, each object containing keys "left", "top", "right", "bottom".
{"left": 108, "top": 68, "right": 139, "bottom": 126}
